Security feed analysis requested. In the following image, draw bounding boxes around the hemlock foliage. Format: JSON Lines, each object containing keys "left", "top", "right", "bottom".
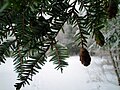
{"left": 0, "top": 0, "right": 119, "bottom": 89}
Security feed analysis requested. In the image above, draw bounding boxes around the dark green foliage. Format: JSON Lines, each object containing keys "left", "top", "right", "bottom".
{"left": 49, "top": 43, "right": 69, "bottom": 73}
{"left": 73, "top": 0, "right": 108, "bottom": 48}
{"left": 0, "top": 40, "right": 12, "bottom": 63}
{"left": 0, "top": 0, "right": 119, "bottom": 89}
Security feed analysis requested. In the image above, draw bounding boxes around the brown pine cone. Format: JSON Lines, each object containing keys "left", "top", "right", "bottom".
{"left": 79, "top": 47, "right": 91, "bottom": 66}
{"left": 107, "top": 0, "right": 118, "bottom": 19}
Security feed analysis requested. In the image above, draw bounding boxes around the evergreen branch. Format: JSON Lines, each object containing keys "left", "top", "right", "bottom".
{"left": 49, "top": 43, "right": 69, "bottom": 73}
{"left": 0, "top": 0, "right": 119, "bottom": 90}
{"left": 0, "top": 40, "right": 15, "bottom": 64}
{"left": 14, "top": 37, "right": 50, "bottom": 89}
{"left": 13, "top": 1, "right": 70, "bottom": 89}
{"left": 74, "top": 12, "right": 89, "bottom": 48}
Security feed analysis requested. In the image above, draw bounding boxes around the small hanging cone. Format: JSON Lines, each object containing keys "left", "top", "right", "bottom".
{"left": 95, "top": 30, "right": 105, "bottom": 47}
{"left": 107, "top": 0, "right": 118, "bottom": 19}
{"left": 79, "top": 47, "right": 91, "bottom": 66}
